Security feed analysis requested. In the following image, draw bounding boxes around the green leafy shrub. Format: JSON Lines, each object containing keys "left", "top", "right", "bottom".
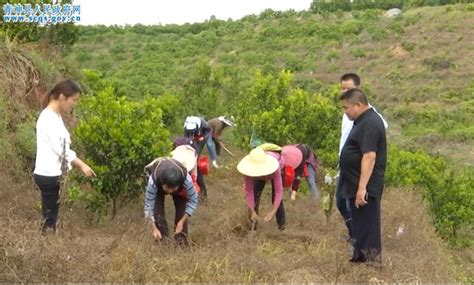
{"left": 350, "top": 47, "right": 367, "bottom": 58}
{"left": 423, "top": 55, "right": 455, "bottom": 71}
{"left": 387, "top": 145, "right": 474, "bottom": 247}
{"left": 403, "top": 13, "right": 423, "bottom": 26}
{"left": 326, "top": 50, "right": 340, "bottom": 63}
{"left": 74, "top": 87, "right": 171, "bottom": 217}
{"left": 234, "top": 70, "right": 340, "bottom": 167}
{"left": 82, "top": 69, "right": 108, "bottom": 94}
{"left": 368, "top": 26, "right": 388, "bottom": 41}
{"left": 385, "top": 68, "right": 403, "bottom": 83}
{"left": 155, "top": 92, "right": 182, "bottom": 131}
{"left": 75, "top": 50, "right": 92, "bottom": 62}
{"left": 310, "top": 0, "right": 467, "bottom": 13}
{"left": 401, "top": 41, "right": 416, "bottom": 53}
{"left": 13, "top": 117, "right": 37, "bottom": 166}
{"left": 386, "top": 145, "right": 447, "bottom": 187}
{"left": 388, "top": 20, "right": 405, "bottom": 34}
{"left": 340, "top": 20, "right": 364, "bottom": 35}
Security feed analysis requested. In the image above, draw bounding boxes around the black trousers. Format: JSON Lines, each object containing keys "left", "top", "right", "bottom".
{"left": 253, "top": 179, "right": 285, "bottom": 229}
{"left": 154, "top": 191, "right": 188, "bottom": 246}
{"left": 196, "top": 167, "right": 207, "bottom": 199}
{"left": 349, "top": 196, "right": 382, "bottom": 263}
{"left": 34, "top": 174, "right": 61, "bottom": 232}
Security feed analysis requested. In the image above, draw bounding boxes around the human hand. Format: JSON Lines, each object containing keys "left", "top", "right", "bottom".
{"left": 250, "top": 210, "right": 259, "bottom": 222}
{"left": 355, "top": 187, "right": 368, "bottom": 208}
{"left": 264, "top": 211, "right": 276, "bottom": 222}
{"left": 152, "top": 226, "right": 162, "bottom": 240}
{"left": 175, "top": 220, "right": 185, "bottom": 234}
{"left": 80, "top": 163, "right": 96, "bottom": 177}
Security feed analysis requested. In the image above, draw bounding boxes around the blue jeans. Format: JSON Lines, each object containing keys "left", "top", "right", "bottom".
{"left": 336, "top": 175, "right": 353, "bottom": 239}
{"left": 204, "top": 134, "right": 217, "bottom": 162}
{"left": 306, "top": 164, "right": 319, "bottom": 200}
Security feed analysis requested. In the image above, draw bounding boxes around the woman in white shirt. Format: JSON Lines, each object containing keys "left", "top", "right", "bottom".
{"left": 34, "top": 79, "right": 95, "bottom": 233}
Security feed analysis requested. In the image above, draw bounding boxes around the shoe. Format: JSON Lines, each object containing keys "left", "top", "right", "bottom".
{"left": 212, "top": 160, "right": 219, "bottom": 168}
{"left": 41, "top": 225, "right": 56, "bottom": 235}
{"left": 349, "top": 257, "right": 367, "bottom": 263}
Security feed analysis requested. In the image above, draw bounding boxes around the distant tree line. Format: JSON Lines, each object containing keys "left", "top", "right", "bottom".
{"left": 310, "top": 0, "right": 474, "bottom": 13}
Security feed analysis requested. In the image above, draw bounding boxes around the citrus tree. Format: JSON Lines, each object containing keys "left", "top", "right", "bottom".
{"left": 73, "top": 87, "right": 171, "bottom": 217}
{"left": 234, "top": 70, "right": 340, "bottom": 167}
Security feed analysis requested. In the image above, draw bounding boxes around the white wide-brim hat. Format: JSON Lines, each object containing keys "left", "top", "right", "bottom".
{"left": 171, "top": 145, "right": 197, "bottom": 172}
{"left": 237, "top": 147, "right": 279, "bottom": 177}
{"left": 218, "top": 116, "right": 236, "bottom": 127}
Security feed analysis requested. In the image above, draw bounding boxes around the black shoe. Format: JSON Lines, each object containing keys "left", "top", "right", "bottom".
{"left": 349, "top": 257, "right": 367, "bottom": 263}
{"left": 41, "top": 225, "right": 56, "bottom": 235}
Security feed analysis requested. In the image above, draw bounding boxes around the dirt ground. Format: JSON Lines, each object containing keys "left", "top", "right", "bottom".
{"left": 0, "top": 149, "right": 467, "bottom": 283}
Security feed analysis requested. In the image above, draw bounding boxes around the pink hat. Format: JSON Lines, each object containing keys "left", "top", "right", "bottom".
{"left": 281, "top": 145, "right": 303, "bottom": 169}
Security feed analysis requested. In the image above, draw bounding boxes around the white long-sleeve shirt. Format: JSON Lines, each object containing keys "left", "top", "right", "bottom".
{"left": 34, "top": 108, "right": 77, "bottom": 176}
{"left": 339, "top": 105, "right": 388, "bottom": 156}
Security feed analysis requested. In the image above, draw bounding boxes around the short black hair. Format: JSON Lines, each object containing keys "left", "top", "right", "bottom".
{"left": 340, "top": 88, "right": 368, "bottom": 105}
{"left": 160, "top": 165, "right": 185, "bottom": 187}
{"left": 340, "top": 73, "right": 361, "bottom": 86}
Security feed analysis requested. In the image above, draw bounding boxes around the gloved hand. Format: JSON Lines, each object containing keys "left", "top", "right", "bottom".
{"left": 212, "top": 160, "right": 219, "bottom": 168}
{"left": 324, "top": 174, "right": 334, "bottom": 185}
{"left": 144, "top": 210, "right": 155, "bottom": 224}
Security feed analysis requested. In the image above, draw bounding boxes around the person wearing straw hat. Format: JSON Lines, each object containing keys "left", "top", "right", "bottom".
{"left": 171, "top": 145, "right": 197, "bottom": 174}
{"left": 171, "top": 145, "right": 201, "bottom": 194}
{"left": 144, "top": 158, "right": 198, "bottom": 246}
{"left": 206, "top": 116, "right": 236, "bottom": 168}
{"left": 281, "top": 144, "right": 320, "bottom": 202}
{"left": 237, "top": 147, "right": 286, "bottom": 231}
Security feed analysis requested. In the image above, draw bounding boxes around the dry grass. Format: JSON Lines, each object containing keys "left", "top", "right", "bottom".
{"left": 0, "top": 44, "right": 43, "bottom": 113}
{"left": 1, "top": 7, "right": 472, "bottom": 279}
{"left": 0, "top": 151, "right": 466, "bottom": 283}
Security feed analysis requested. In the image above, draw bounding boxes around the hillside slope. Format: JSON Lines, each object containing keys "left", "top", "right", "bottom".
{"left": 1, "top": 3, "right": 473, "bottom": 283}
{"left": 67, "top": 4, "right": 474, "bottom": 164}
